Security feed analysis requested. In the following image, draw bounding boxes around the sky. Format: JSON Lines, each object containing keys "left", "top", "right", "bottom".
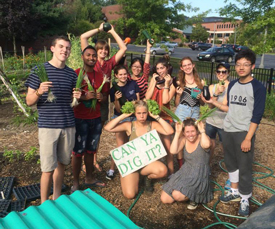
{"left": 183, "top": 0, "right": 238, "bottom": 17}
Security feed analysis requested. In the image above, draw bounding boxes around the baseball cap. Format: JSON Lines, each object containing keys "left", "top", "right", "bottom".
{"left": 216, "top": 62, "right": 230, "bottom": 71}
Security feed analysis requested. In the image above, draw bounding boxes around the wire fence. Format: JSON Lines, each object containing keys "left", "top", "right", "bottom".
{"left": 130, "top": 53, "right": 275, "bottom": 94}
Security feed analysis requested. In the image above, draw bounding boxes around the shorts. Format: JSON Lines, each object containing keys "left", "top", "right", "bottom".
{"left": 100, "top": 100, "right": 109, "bottom": 123}
{"left": 175, "top": 104, "right": 200, "bottom": 121}
{"left": 73, "top": 117, "right": 102, "bottom": 157}
{"left": 39, "top": 127, "right": 76, "bottom": 172}
{"left": 205, "top": 123, "right": 223, "bottom": 142}
{"left": 111, "top": 114, "right": 136, "bottom": 123}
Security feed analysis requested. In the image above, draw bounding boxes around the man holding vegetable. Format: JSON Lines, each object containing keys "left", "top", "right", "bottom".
{"left": 25, "top": 36, "right": 81, "bottom": 203}
{"left": 203, "top": 49, "right": 266, "bottom": 216}
{"left": 71, "top": 45, "right": 108, "bottom": 192}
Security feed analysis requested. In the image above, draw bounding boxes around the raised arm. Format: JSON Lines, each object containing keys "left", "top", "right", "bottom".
{"left": 197, "top": 121, "right": 211, "bottom": 150}
{"left": 170, "top": 122, "right": 185, "bottom": 155}
{"left": 80, "top": 23, "right": 104, "bottom": 51}
{"left": 150, "top": 112, "right": 174, "bottom": 136}
{"left": 162, "top": 75, "right": 176, "bottom": 104}
{"left": 145, "top": 73, "right": 158, "bottom": 99}
{"left": 108, "top": 25, "right": 127, "bottom": 63}
{"left": 144, "top": 39, "right": 152, "bottom": 64}
{"left": 104, "top": 113, "right": 132, "bottom": 135}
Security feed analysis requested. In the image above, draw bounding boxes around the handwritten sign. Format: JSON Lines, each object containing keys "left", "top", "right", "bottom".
{"left": 110, "top": 129, "right": 167, "bottom": 177}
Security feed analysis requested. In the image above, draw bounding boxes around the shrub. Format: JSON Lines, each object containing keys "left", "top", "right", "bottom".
{"left": 264, "top": 92, "right": 275, "bottom": 120}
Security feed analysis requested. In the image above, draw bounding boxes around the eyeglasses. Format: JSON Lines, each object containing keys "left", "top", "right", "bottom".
{"left": 132, "top": 66, "right": 142, "bottom": 69}
{"left": 235, "top": 63, "right": 252, "bottom": 68}
{"left": 182, "top": 63, "right": 192, "bottom": 68}
{"left": 216, "top": 70, "right": 227, "bottom": 74}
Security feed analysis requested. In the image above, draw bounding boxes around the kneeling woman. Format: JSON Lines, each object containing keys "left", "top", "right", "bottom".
{"left": 104, "top": 101, "right": 174, "bottom": 199}
{"left": 160, "top": 119, "right": 213, "bottom": 210}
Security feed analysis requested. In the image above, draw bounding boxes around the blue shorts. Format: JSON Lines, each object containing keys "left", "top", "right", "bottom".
{"left": 205, "top": 122, "right": 223, "bottom": 142}
{"left": 175, "top": 104, "right": 200, "bottom": 121}
{"left": 73, "top": 117, "right": 102, "bottom": 157}
{"left": 112, "top": 114, "right": 136, "bottom": 123}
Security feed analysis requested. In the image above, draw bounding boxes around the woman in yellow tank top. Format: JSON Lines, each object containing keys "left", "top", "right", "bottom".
{"left": 104, "top": 100, "right": 174, "bottom": 199}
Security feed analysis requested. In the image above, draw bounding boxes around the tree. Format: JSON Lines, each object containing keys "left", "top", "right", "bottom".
{"left": 114, "top": 0, "right": 194, "bottom": 44}
{"left": 219, "top": 0, "right": 275, "bottom": 55}
{"left": 190, "top": 24, "right": 209, "bottom": 42}
{"left": 0, "top": 0, "right": 36, "bottom": 55}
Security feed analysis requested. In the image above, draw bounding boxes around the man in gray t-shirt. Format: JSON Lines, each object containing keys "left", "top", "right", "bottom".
{"left": 211, "top": 49, "right": 266, "bottom": 217}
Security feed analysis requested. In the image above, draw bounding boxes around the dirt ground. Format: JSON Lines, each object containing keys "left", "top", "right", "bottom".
{"left": 0, "top": 100, "right": 275, "bottom": 229}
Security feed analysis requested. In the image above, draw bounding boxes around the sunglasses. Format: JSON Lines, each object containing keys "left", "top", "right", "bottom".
{"left": 216, "top": 70, "right": 227, "bottom": 74}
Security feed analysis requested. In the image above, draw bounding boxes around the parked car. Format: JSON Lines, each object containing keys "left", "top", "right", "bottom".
{"left": 156, "top": 41, "right": 178, "bottom": 47}
{"left": 221, "top": 44, "right": 239, "bottom": 52}
{"left": 197, "top": 47, "right": 235, "bottom": 63}
{"left": 235, "top": 45, "right": 249, "bottom": 52}
{"left": 144, "top": 45, "right": 175, "bottom": 55}
{"left": 190, "top": 42, "right": 212, "bottom": 51}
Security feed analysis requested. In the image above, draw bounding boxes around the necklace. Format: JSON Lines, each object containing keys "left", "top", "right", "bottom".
{"left": 185, "top": 77, "right": 195, "bottom": 85}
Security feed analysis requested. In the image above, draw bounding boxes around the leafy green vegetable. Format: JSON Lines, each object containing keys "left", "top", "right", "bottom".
{"left": 196, "top": 107, "right": 218, "bottom": 124}
{"left": 121, "top": 101, "right": 135, "bottom": 114}
{"left": 147, "top": 100, "right": 161, "bottom": 115}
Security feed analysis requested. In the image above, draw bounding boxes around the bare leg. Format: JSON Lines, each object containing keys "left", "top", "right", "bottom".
{"left": 160, "top": 190, "right": 175, "bottom": 204}
{"left": 40, "top": 171, "right": 53, "bottom": 203}
{"left": 140, "top": 161, "right": 167, "bottom": 179}
{"left": 52, "top": 162, "right": 65, "bottom": 200}
{"left": 172, "top": 190, "right": 188, "bottom": 202}
{"left": 120, "top": 172, "right": 139, "bottom": 199}
{"left": 72, "top": 155, "right": 82, "bottom": 191}
{"left": 161, "top": 134, "right": 173, "bottom": 175}
{"left": 231, "top": 182, "right": 238, "bottom": 189}
{"left": 110, "top": 132, "right": 128, "bottom": 171}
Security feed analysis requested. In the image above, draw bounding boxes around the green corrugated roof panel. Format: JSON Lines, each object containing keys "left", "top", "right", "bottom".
{"left": 0, "top": 189, "right": 140, "bottom": 229}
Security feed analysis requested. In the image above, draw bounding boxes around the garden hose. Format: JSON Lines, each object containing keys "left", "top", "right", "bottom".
{"left": 126, "top": 160, "right": 275, "bottom": 229}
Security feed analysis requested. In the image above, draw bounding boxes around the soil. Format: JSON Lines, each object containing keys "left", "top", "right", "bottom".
{"left": 1, "top": 100, "right": 275, "bottom": 229}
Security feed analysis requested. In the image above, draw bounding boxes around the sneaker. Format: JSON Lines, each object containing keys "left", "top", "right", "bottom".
{"left": 220, "top": 189, "right": 241, "bottom": 203}
{"left": 144, "top": 177, "right": 154, "bottom": 193}
{"left": 238, "top": 199, "right": 249, "bottom": 217}
{"left": 106, "top": 170, "right": 114, "bottom": 180}
{"left": 187, "top": 201, "right": 198, "bottom": 210}
{"left": 225, "top": 179, "right": 231, "bottom": 190}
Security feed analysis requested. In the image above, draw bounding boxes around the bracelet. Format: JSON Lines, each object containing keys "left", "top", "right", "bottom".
{"left": 213, "top": 93, "right": 219, "bottom": 97}
{"left": 155, "top": 116, "right": 161, "bottom": 121}
{"left": 145, "top": 52, "right": 150, "bottom": 54}
{"left": 164, "top": 87, "right": 169, "bottom": 89}
{"left": 200, "top": 131, "right": 205, "bottom": 134}
{"left": 35, "top": 89, "right": 42, "bottom": 97}
{"left": 97, "top": 28, "right": 100, "bottom": 33}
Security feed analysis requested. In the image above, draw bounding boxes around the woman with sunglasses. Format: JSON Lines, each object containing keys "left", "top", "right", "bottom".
{"left": 202, "top": 63, "right": 231, "bottom": 189}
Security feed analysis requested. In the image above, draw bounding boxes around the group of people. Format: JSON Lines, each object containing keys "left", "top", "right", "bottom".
{"left": 25, "top": 23, "right": 266, "bottom": 217}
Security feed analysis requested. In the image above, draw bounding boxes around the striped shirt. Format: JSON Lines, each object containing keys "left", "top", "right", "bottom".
{"left": 180, "top": 87, "right": 200, "bottom": 107}
{"left": 25, "top": 62, "right": 77, "bottom": 128}
{"left": 128, "top": 62, "right": 150, "bottom": 99}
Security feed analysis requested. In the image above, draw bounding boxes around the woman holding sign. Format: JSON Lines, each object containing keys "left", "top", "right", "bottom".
{"left": 104, "top": 100, "right": 174, "bottom": 199}
{"left": 160, "top": 118, "right": 213, "bottom": 210}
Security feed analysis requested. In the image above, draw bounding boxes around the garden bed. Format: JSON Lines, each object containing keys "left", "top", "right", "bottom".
{"left": 0, "top": 100, "right": 275, "bottom": 228}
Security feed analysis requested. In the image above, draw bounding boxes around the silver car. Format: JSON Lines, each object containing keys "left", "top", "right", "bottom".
{"left": 144, "top": 45, "right": 174, "bottom": 55}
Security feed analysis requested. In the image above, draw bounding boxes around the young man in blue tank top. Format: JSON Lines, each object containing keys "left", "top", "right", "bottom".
{"left": 25, "top": 36, "right": 81, "bottom": 203}
{"left": 205, "top": 49, "right": 266, "bottom": 216}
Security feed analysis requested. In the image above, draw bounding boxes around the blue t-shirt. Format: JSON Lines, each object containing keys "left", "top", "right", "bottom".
{"left": 25, "top": 62, "right": 77, "bottom": 128}
{"left": 224, "top": 78, "right": 266, "bottom": 132}
{"left": 110, "top": 80, "right": 140, "bottom": 115}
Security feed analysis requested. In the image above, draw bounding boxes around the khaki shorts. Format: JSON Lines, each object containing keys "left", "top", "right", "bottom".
{"left": 39, "top": 127, "right": 76, "bottom": 172}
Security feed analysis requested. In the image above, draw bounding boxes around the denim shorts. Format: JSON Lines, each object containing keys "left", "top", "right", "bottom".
{"left": 205, "top": 122, "right": 223, "bottom": 142}
{"left": 73, "top": 117, "right": 102, "bottom": 156}
{"left": 111, "top": 114, "right": 136, "bottom": 123}
{"left": 175, "top": 104, "right": 200, "bottom": 121}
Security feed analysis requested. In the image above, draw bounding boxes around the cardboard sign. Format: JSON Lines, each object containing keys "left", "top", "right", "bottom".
{"left": 110, "top": 129, "right": 167, "bottom": 177}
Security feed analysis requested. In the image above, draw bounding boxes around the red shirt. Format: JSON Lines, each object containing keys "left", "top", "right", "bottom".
{"left": 74, "top": 68, "right": 109, "bottom": 119}
{"left": 94, "top": 55, "right": 117, "bottom": 90}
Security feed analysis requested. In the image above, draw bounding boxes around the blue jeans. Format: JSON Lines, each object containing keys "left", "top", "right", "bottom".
{"left": 73, "top": 117, "right": 102, "bottom": 155}
{"left": 111, "top": 114, "right": 136, "bottom": 123}
{"left": 175, "top": 104, "right": 200, "bottom": 121}
{"left": 205, "top": 123, "right": 223, "bottom": 142}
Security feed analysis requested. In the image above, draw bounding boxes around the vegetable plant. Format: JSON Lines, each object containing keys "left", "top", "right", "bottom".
{"left": 147, "top": 100, "right": 161, "bottom": 115}
{"left": 121, "top": 101, "right": 135, "bottom": 114}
